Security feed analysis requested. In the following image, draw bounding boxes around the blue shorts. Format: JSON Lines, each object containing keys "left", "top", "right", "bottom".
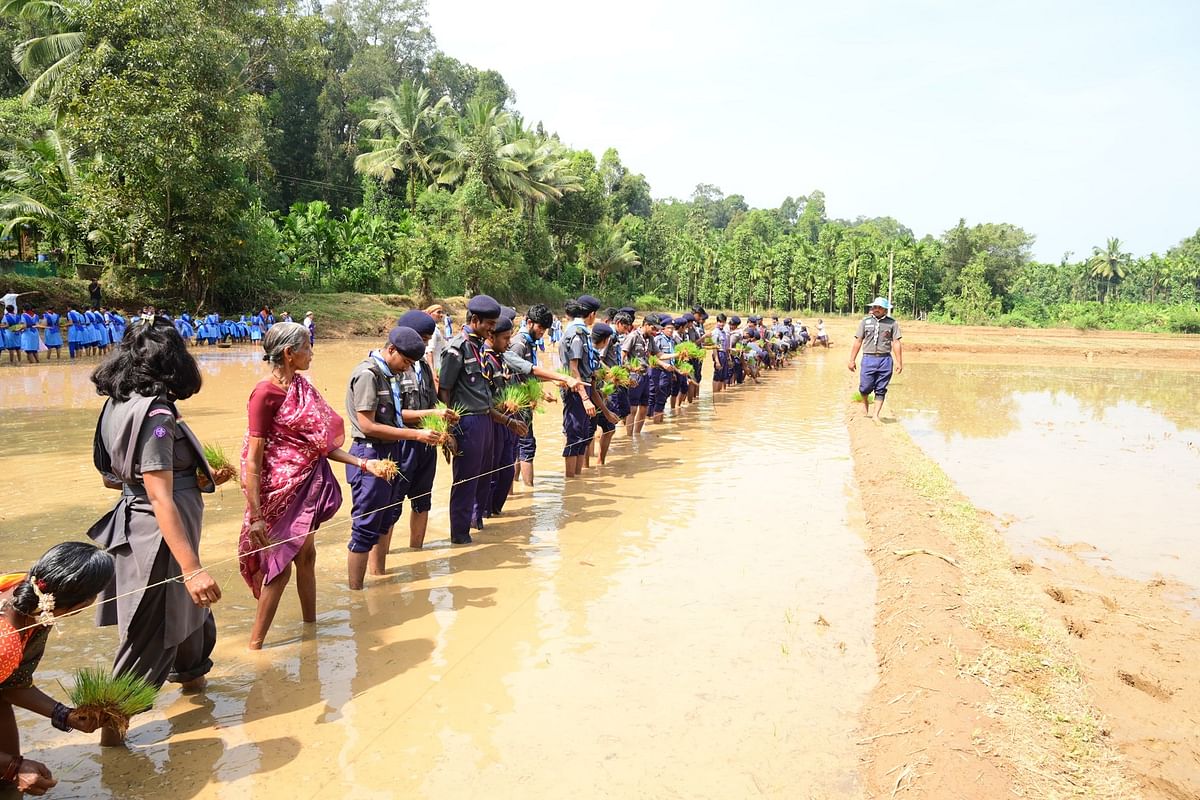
{"left": 596, "top": 401, "right": 616, "bottom": 433}
{"left": 562, "top": 392, "right": 592, "bottom": 456}
{"left": 610, "top": 387, "right": 631, "bottom": 419}
{"left": 398, "top": 438, "right": 437, "bottom": 514}
{"left": 692, "top": 358, "right": 703, "bottom": 385}
{"left": 627, "top": 374, "right": 649, "bottom": 407}
{"left": 650, "top": 368, "right": 671, "bottom": 413}
{"left": 517, "top": 416, "right": 536, "bottom": 462}
{"left": 347, "top": 441, "right": 406, "bottom": 553}
{"left": 859, "top": 354, "right": 894, "bottom": 398}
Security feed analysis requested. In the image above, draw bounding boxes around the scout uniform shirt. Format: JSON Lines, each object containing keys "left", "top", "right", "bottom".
{"left": 439, "top": 328, "right": 495, "bottom": 414}
{"left": 621, "top": 328, "right": 650, "bottom": 362}
{"left": 346, "top": 354, "right": 403, "bottom": 441}
{"left": 854, "top": 314, "right": 902, "bottom": 356}
{"left": 559, "top": 319, "right": 597, "bottom": 382}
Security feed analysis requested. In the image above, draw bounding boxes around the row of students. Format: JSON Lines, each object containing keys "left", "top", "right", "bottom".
{"left": 0, "top": 298, "right": 803, "bottom": 792}
{"left": 0, "top": 305, "right": 129, "bottom": 363}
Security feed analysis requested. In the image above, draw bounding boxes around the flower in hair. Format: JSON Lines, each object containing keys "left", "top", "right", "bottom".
{"left": 29, "top": 576, "right": 56, "bottom": 627}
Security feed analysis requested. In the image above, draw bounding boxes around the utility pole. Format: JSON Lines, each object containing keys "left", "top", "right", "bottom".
{"left": 887, "top": 249, "right": 894, "bottom": 310}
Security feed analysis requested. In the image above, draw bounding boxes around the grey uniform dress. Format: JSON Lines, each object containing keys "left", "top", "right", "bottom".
{"left": 87, "top": 394, "right": 217, "bottom": 687}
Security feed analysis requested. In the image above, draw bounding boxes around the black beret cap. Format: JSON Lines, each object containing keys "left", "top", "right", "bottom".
{"left": 618, "top": 306, "right": 636, "bottom": 316}
{"left": 493, "top": 315, "right": 514, "bottom": 334}
{"left": 577, "top": 294, "right": 602, "bottom": 313}
{"left": 591, "top": 322, "right": 614, "bottom": 339}
{"left": 388, "top": 326, "right": 427, "bottom": 360}
{"left": 500, "top": 305, "right": 518, "bottom": 321}
{"left": 397, "top": 310, "right": 436, "bottom": 337}
{"left": 730, "top": 316, "right": 741, "bottom": 325}
{"left": 466, "top": 294, "right": 501, "bottom": 318}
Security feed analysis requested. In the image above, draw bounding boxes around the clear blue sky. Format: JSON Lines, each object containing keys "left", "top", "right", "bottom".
{"left": 428, "top": 0, "right": 1200, "bottom": 262}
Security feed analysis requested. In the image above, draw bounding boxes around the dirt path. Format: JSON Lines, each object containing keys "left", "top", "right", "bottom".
{"left": 846, "top": 398, "right": 1200, "bottom": 799}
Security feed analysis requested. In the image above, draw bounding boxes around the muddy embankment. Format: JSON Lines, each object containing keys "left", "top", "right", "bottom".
{"left": 847, "top": 406, "right": 1200, "bottom": 799}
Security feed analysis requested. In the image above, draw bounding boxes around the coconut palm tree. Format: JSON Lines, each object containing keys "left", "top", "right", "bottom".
{"left": 1, "top": 0, "right": 99, "bottom": 102}
{"left": 1088, "top": 237, "right": 1131, "bottom": 302}
{"left": 583, "top": 222, "right": 640, "bottom": 292}
{"left": 0, "top": 127, "right": 83, "bottom": 259}
{"left": 354, "top": 81, "right": 451, "bottom": 207}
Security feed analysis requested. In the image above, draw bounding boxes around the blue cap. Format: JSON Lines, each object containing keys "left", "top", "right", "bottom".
{"left": 500, "top": 305, "right": 518, "bottom": 321}
{"left": 673, "top": 316, "right": 688, "bottom": 327}
{"left": 618, "top": 306, "right": 636, "bottom": 316}
{"left": 591, "top": 322, "right": 614, "bottom": 340}
{"left": 661, "top": 316, "right": 676, "bottom": 328}
{"left": 784, "top": 317, "right": 792, "bottom": 323}
{"left": 493, "top": 315, "right": 514, "bottom": 334}
{"left": 869, "top": 296, "right": 892, "bottom": 310}
{"left": 577, "top": 295, "right": 602, "bottom": 314}
{"left": 682, "top": 312, "right": 695, "bottom": 322}
{"left": 397, "top": 310, "right": 436, "bottom": 337}
{"left": 730, "top": 316, "right": 741, "bottom": 325}
{"left": 388, "top": 326, "right": 426, "bottom": 360}
{"left": 466, "top": 295, "right": 501, "bottom": 319}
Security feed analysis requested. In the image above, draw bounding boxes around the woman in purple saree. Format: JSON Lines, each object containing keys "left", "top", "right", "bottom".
{"left": 240, "top": 323, "right": 388, "bottom": 649}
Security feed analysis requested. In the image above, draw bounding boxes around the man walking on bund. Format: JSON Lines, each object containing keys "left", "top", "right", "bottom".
{"left": 848, "top": 297, "right": 903, "bottom": 420}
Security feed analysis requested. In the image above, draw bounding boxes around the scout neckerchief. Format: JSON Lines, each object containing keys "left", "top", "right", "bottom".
{"left": 369, "top": 350, "right": 404, "bottom": 426}
{"left": 464, "top": 326, "right": 494, "bottom": 381}
{"left": 565, "top": 319, "right": 598, "bottom": 371}
{"left": 522, "top": 330, "right": 538, "bottom": 367}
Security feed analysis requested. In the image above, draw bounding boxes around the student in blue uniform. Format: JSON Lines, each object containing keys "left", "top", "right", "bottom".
{"left": 559, "top": 296, "right": 605, "bottom": 478}
{"left": 439, "top": 295, "right": 512, "bottom": 544}
{"left": 1, "top": 305, "right": 21, "bottom": 363}
{"left": 650, "top": 317, "right": 678, "bottom": 424}
{"left": 621, "top": 314, "right": 657, "bottom": 435}
{"left": 344, "top": 326, "right": 442, "bottom": 589}
{"left": 66, "top": 305, "right": 86, "bottom": 358}
{"left": 610, "top": 311, "right": 634, "bottom": 436}
{"left": 505, "top": 303, "right": 581, "bottom": 490}
{"left": 42, "top": 308, "right": 63, "bottom": 358}
{"left": 483, "top": 314, "right": 519, "bottom": 518}
{"left": 18, "top": 308, "right": 40, "bottom": 363}
{"left": 711, "top": 313, "right": 730, "bottom": 394}
{"left": 395, "top": 310, "right": 459, "bottom": 550}
{"left": 590, "top": 322, "right": 622, "bottom": 465}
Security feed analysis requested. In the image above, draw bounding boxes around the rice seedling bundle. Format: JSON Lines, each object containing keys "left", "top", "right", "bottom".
{"left": 374, "top": 459, "right": 400, "bottom": 481}
{"left": 66, "top": 668, "right": 159, "bottom": 737}
{"left": 674, "top": 341, "right": 703, "bottom": 361}
{"left": 599, "top": 381, "right": 616, "bottom": 397}
{"left": 496, "top": 383, "right": 533, "bottom": 415}
{"left": 202, "top": 442, "right": 237, "bottom": 485}
{"left": 648, "top": 355, "right": 660, "bottom": 369}
{"left": 420, "top": 410, "right": 451, "bottom": 445}
{"left": 607, "top": 365, "right": 634, "bottom": 388}
{"left": 675, "top": 361, "right": 695, "bottom": 379}
{"left": 519, "top": 379, "right": 547, "bottom": 413}
{"left": 626, "top": 356, "right": 646, "bottom": 373}
{"left": 851, "top": 390, "right": 874, "bottom": 405}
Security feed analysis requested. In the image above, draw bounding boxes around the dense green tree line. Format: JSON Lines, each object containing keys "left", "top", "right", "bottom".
{"left": 0, "top": 0, "right": 1197, "bottom": 329}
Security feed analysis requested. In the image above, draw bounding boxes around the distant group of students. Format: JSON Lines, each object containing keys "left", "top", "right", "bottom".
{"left": 0, "top": 294, "right": 319, "bottom": 366}
{"left": 0, "top": 293, "right": 847, "bottom": 796}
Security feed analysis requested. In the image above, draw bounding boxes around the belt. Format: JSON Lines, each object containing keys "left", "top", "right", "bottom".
{"left": 122, "top": 473, "right": 199, "bottom": 497}
{"left": 863, "top": 353, "right": 892, "bottom": 358}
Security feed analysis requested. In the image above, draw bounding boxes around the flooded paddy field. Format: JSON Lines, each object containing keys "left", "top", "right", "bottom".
{"left": 882, "top": 341, "right": 1200, "bottom": 799}
{"left": 0, "top": 341, "right": 876, "bottom": 799}
{"left": 892, "top": 362, "right": 1200, "bottom": 590}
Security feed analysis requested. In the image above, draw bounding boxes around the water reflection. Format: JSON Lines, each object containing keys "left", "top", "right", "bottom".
{"left": 895, "top": 363, "right": 1200, "bottom": 588}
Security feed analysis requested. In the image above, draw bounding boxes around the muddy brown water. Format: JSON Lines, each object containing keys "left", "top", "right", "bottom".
{"left": 0, "top": 343, "right": 875, "bottom": 798}
{"left": 891, "top": 362, "right": 1200, "bottom": 591}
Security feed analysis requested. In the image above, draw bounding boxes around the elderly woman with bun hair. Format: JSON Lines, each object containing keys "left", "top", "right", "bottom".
{"left": 88, "top": 316, "right": 223, "bottom": 745}
{"left": 240, "top": 321, "right": 388, "bottom": 650}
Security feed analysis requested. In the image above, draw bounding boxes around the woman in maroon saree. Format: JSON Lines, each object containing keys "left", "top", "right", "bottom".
{"left": 240, "top": 322, "right": 388, "bottom": 649}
